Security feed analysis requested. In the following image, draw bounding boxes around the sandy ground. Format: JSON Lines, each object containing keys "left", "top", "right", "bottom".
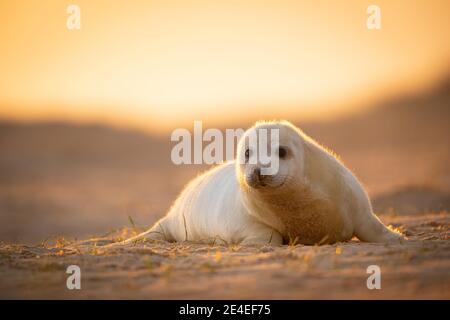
{"left": 0, "top": 82, "right": 448, "bottom": 299}
{"left": 0, "top": 212, "right": 448, "bottom": 299}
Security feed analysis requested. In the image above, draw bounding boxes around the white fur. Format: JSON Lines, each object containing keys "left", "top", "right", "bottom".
{"left": 117, "top": 121, "right": 404, "bottom": 246}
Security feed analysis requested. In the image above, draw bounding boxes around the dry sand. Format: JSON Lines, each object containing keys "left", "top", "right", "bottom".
{"left": 0, "top": 212, "right": 448, "bottom": 299}
{"left": 0, "top": 81, "right": 449, "bottom": 299}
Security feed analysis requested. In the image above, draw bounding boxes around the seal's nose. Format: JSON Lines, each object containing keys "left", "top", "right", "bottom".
{"left": 247, "top": 167, "right": 267, "bottom": 188}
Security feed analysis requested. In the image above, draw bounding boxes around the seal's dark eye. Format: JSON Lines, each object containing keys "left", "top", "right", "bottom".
{"left": 278, "top": 147, "right": 287, "bottom": 159}
{"left": 245, "top": 148, "right": 250, "bottom": 160}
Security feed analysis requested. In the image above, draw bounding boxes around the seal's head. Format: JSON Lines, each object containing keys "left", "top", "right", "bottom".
{"left": 236, "top": 121, "right": 305, "bottom": 192}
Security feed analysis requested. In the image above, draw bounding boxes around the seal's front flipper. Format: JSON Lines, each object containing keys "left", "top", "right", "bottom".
{"left": 239, "top": 227, "right": 283, "bottom": 246}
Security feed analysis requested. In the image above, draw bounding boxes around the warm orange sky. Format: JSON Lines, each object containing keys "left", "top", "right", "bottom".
{"left": 0, "top": 0, "right": 449, "bottom": 132}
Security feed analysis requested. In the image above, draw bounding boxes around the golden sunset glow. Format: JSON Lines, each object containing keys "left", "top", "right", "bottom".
{"left": 0, "top": 0, "right": 449, "bottom": 132}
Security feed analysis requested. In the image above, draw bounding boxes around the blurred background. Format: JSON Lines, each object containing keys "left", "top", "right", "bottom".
{"left": 0, "top": 0, "right": 449, "bottom": 243}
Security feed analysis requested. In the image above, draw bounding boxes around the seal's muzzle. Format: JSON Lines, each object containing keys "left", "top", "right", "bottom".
{"left": 246, "top": 167, "right": 270, "bottom": 188}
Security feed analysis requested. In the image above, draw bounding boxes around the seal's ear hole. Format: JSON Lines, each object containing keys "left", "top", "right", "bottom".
{"left": 278, "top": 146, "right": 288, "bottom": 159}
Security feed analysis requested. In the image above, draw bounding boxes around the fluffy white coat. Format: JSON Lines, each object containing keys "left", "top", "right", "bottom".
{"left": 118, "top": 121, "right": 403, "bottom": 245}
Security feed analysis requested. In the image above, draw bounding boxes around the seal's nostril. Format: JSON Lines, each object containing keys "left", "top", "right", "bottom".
{"left": 253, "top": 168, "right": 261, "bottom": 179}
